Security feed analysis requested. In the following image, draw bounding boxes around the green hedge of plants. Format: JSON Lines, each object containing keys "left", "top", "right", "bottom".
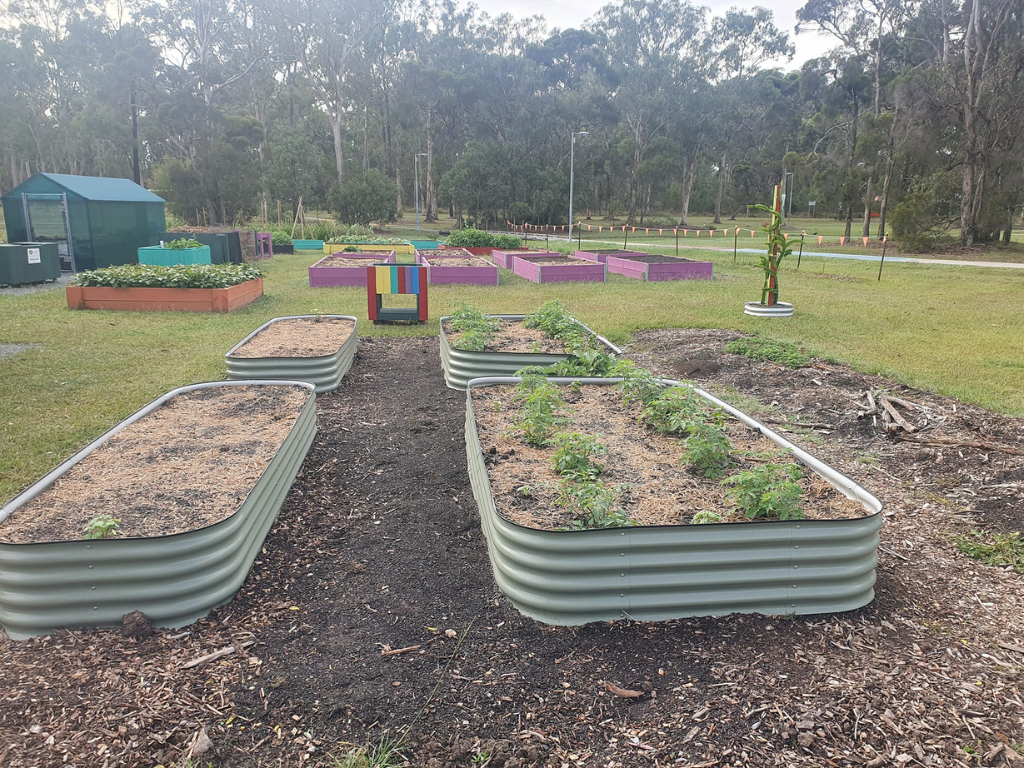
{"left": 443, "top": 228, "right": 522, "bottom": 249}
{"left": 72, "top": 263, "right": 263, "bottom": 289}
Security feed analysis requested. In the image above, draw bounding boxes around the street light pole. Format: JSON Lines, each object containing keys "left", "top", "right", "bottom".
{"left": 414, "top": 152, "right": 427, "bottom": 231}
{"left": 569, "top": 131, "right": 589, "bottom": 240}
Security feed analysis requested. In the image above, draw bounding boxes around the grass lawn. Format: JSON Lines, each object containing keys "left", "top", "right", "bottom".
{"left": 1, "top": 243, "right": 1023, "bottom": 502}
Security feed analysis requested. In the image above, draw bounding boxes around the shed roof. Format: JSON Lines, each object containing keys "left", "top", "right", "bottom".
{"left": 5, "top": 173, "right": 165, "bottom": 203}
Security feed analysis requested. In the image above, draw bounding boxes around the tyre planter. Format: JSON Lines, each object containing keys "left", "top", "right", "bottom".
{"left": 308, "top": 252, "right": 396, "bottom": 287}
{"left": 512, "top": 253, "right": 607, "bottom": 284}
{"left": 65, "top": 278, "right": 264, "bottom": 313}
{"left": 439, "top": 313, "right": 621, "bottom": 390}
{"left": 323, "top": 242, "right": 414, "bottom": 255}
{"left": 465, "top": 376, "right": 883, "bottom": 626}
{"left": 744, "top": 301, "right": 794, "bottom": 317}
{"left": 416, "top": 248, "right": 499, "bottom": 286}
{"left": 607, "top": 253, "right": 713, "bottom": 281}
{"left": 138, "top": 245, "right": 212, "bottom": 266}
{"left": 0, "top": 381, "right": 317, "bottom": 640}
{"left": 293, "top": 239, "right": 324, "bottom": 251}
{"left": 225, "top": 315, "right": 358, "bottom": 393}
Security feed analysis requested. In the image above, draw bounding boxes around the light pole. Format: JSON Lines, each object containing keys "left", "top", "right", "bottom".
{"left": 569, "top": 131, "right": 589, "bottom": 239}
{"left": 414, "top": 152, "right": 427, "bottom": 231}
{"left": 785, "top": 171, "right": 794, "bottom": 222}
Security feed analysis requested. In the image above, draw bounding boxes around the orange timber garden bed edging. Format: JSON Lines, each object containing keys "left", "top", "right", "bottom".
{"left": 66, "top": 278, "right": 263, "bottom": 312}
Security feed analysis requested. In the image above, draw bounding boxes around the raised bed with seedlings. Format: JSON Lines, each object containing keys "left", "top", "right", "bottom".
{"left": 415, "top": 248, "right": 499, "bottom": 285}
{"left": 464, "top": 356, "right": 883, "bottom": 625}
{"left": 225, "top": 315, "right": 357, "bottom": 393}
{"left": 439, "top": 301, "right": 621, "bottom": 390}
{"left": 0, "top": 381, "right": 317, "bottom": 640}
{"left": 511, "top": 252, "right": 606, "bottom": 284}
{"left": 308, "top": 251, "right": 396, "bottom": 288}
{"left": 66, "top": 263, "right": 264, "bottom": 312}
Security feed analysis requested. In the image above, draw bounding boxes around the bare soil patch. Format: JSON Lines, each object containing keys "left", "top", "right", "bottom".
{"left": 317, "top": 256, "right": 383, "bottom": 267}
{"left": 0, "top": 385, "right": 308, "bottom": 543}
{"left": 419, "top": 248, "right": 472, "bottom": 258}
{"left": 1, "top": 334, "right": 1022, "bottom": 768}
{"left": 228, "top": 317, "right": 355, "bottom": 359}
{"left": 422, "top": 256, "right": 486, "bottom": 267}
{"left": 614, "top": 254, "right": 704, "bottom": 264}
{"left": 472, "top": 384, "right": 866, "bottom": 529}
{"left": 520, "top": 256, "right": 593, "bottom": 266}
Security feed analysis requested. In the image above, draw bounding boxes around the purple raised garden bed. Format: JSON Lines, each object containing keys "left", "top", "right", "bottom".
{"left": 512, "top": 253, "right": 606, "bottom": 284}
{"left": 309, "top": 251, "right": 396, "bottom": 288}
{"left": 416, "top": 248, "right": 499, "bottom": 286}
{"left": 606, "top": 253, "right": 714, "bottom": 281}
{"left": 574, "top": 249, "right": 649, "bottom": 265}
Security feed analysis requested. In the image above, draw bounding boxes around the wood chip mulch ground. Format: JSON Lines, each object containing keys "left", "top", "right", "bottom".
{"left": 1, "top": 332, "right": 1022, "bottom": 768}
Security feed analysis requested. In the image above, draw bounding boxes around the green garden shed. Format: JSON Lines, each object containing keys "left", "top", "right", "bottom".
{"left": 1, "top": 173, "right": 166, "bottom": 272}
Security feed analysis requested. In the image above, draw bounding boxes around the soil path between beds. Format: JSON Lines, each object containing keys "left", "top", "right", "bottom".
{"left": 1, "top": 334, "right": 1022, "bottom": 768}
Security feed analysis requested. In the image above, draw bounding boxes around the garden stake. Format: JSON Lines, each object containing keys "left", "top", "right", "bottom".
{"left": 797, "top": 237, "right": 804, "bottom": 268}
{"left": 752, "top": 185, "right": 792, "bottom": 307}
{"left": 733, "top": 228, "right": 738, "bottom": 262}
{"left": 578, "top": 225, "right": 582, "bottom": 248}
{"left": 878, "top": 237, "right": 888, "bottom": 281}
{"left": 623, "top": 227, "right": 629, "bottom": 249}
{"left": 676, "top": 228, "right": 679, "bottom": 257}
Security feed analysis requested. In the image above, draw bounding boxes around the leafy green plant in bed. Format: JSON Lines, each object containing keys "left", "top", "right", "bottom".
{"left": 551, "top": 432, "right": 607, "bottom": 481}
{"left": 557, "top": 480, "right": 635, "bottom": 529}
{"left": 166, "top": 237, "right": 202, "bottom": 250}
{"left": 448, "top": 303, "right": 501, "bottom": 351}
{"left": 612, "top": 360, "right": 664, "bottom": 406}
{"left": 71, "top": 263, "right": 262, "bottom": 289}
{"left": 955, "top": 531, "right": 1024, "bottom": 573}
{"left": 270, "top": 231, "right": 293, "bottom": 247}
{"left": 514, "top": 374, "right": 566, "bottom": 447}
{"left": 691, "top": 510, "right": 723, "bottom": 524}
{"left": 541, "top": 349, "right": 616, "bottom": 377}
{"left": 640, "top": 386, "right": 708, "bottom": 434}
{"left": 523, "top": 300, "right": 599, "bottom": 354}
{"left": 722, "top": 462, "right": 805, "bottom": 520}
{"left": 724, "top": 336, "right": 809, "bottom": 368}
{"left": 83, "top": 515, "right": 121, "bottom": 539}
{"left": 680, "top": 421, "right": 732, "bottom": 479}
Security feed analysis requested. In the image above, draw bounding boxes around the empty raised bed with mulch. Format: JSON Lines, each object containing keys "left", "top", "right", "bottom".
{"left": 465, "top": 376, "right": 882, "bottom": 625}
{"left": 606, "top": 252, "right": 714, "bottom": 281}
{"left": 512, "top": 253, "right": 606, "bottom": 284}
{"left": 225, "top": 315, "right": 358, "bottom": 393}
{"left": 308, "top": 252, "right": 396, "bottom": 287}
{"left": 415, "top": 248, "right": 499, "bottom": 285}
{"left": 0, "top": 381, "right": 316, "bottom": 639}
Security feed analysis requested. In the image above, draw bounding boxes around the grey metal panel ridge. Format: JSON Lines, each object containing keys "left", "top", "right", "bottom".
{"left": 465, "top": 376, "right": 884, "bottom": 626}
{"left": 225, "top": 315, "right": 358, "bottom": 394}
{"left": 0, "top": 381, "right": 316, "bottom": 640}
{"left": 440, "top": 314, "right": 622, "bottom": 390}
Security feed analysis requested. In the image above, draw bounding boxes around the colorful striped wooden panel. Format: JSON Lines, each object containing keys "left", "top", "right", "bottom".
{"left": 367, "top": 265, "right": 428, "bottom": 322}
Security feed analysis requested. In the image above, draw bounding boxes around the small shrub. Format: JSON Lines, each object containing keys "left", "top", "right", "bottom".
{"left": 165, "top": 237, "right": 202, "bottom": 250}
{"left": 557, "top": 480, "right": 635, "bottom": 529}
{"left": 691, "top": 510, "right": 723, "bottom": 524}
{"left": 444, "top": 228, "right": 494, "bottom": 248}
{"left": 722, "top": 462, "right": 805, "bottom": 520}
{"left": 270, "top": 231, "right": 293, "bottom": 247}
{"left": 551, "top": 433, "right": 607, "bottom": 481}
{"left": 543, "top": 349, "right": 616, "bottom": 377}
{"left": 514, "top": 375, "right": 566, "bottom": 447}
{"left": 680, "top": 422, "right": 731, "bottom": 479}
{"left": 72, "top": 263, "right": 262, "bottom": 289}
{"left": 83, "top": 515, "right": 121, "bottom": 539}
{"left": 491, "top": 234, "right": 523, "bottom": 249}
{"left": 640, "top": 386, "right": 707, "bottom": 434}
{"left": 725, "top": 337, "right": 809, "bottom": 368}
{"left": 612, "top": 360, "right": 664, "bottom": 406}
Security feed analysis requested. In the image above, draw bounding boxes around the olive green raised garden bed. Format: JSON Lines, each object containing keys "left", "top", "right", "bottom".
{"left": 439, "top": 313, "right": 621, "bottom": 390}
{"left": 465, "top": 376, "right": 883, "bottom": 626}
{"left": 225, "top": 315, "right": 358, "bottom": 393}
{"left": 0, "top": 381, "right": 316, "bottom": 640}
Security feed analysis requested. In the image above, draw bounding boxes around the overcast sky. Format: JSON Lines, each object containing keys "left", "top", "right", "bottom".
{"left": 473, "top": 0, "right": 838, "bottom": 67}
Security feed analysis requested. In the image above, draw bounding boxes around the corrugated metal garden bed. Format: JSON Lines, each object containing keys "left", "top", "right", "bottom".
{"left": 0, "top": 381, "right": 316, "bottom": 640}
{"left": 465, "top": 376, "right": 883, "bottom": 625}
{"left": 225, "top": 315, "right": 357, "bottom": 393}
{"left": 439, "top": 313, "right": 621, "bottom": 390}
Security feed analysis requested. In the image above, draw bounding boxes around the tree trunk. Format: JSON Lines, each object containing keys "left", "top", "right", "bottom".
{"left": 678, "top": 144, "right": 700, "bottom": 227}
{"left": 1003, "top": 211, "right": 1014, "bottom": 244}
{"left": 844, "top": 207, "right": 854, "bottom": 239}
{"left": 862, "top": 177, "right": 873, "bottom": 238}
{"left": 362, "top": 106, "right": 369, "bottom": 176}
{"left": 331, "top": 112, "right": 345, "bottom": 187}
{"left": 714, "top": 151, "right": 726, "bottom": 224}
{"left": 394, "top": 130, "right": 402, "bottom": 211}
{"left": 425, "top": 112, "right": 437, "bottom": 221}
{"left": 130, "top": 89, "right": 141, "bottom": 185}
{"left": 878, "top": 153, "right": 896, "bottom": 239}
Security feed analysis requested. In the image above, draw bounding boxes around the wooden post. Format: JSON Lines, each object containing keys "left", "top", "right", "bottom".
{"left": 675, "top": 228, "right": 679, "bottom": 257}
{"left": 578, "top": 224, "right": 582, "bottom": 249}
{"left": 277, "top": 200, "right": 281, "bottom": 228}
{"left": 878, "top": 237, "right": 888, "bottom": 281}
{"left": 797, "top": 236, "right": 804, "bottom": 268}
{"left": 623, "top": 226, "right": 629, "bottom": 250}
{"left": 733, "top": 227, "right": 738, "bottom": 263}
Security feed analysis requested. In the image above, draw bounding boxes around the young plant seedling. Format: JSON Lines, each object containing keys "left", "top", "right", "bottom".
{"left": 680, "top": 421, "right": 732, "bottom": 479}
{"left": 640, "top": 386, "right": 707, "bottom": 434}
{"left": 557, "top": 480, "right": 635, "bottom": 530}
{"left": 691, "top": 510, "right": 723, "bottom": 524}
{"left": 722, "top": 462, "right": 805, "bottom": 521}
{"left": 514, "top": 375, "right": 566, "bottom": 447}
{"left": 551, "top": 432, "right": 608, "bottom": 481}
{"left": 83, "top": 515, "right": 122, "bottom": 539}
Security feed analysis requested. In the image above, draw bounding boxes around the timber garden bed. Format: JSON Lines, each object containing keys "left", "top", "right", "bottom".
{"left": 308, "top": 251, "right": 396, "bottom": 287}
{"left": 510, "top": 252, "right": 607, "bottom": 283}
{"left": 0, "top": 381, "right": 316, "bottom": 640}
{"left": 606, "top": 252, "right": 714, "bottom": 281}
{"left": 415, "top": 248, "right": 499, "bottom": 285}
{"left": 226, "top": 315, "right": 358, "bottom": 393}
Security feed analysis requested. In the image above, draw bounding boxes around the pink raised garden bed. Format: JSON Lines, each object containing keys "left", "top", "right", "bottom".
{"left": 415, "top": 248, "right": 499, "bottom": 286}
{"left": 606, "top": 253, "right": 714, "bottom": 281}
{"left": 511, "top": 252, "right": 606, "bottom": 284}
{"left": 574, "top": 249, "right": 648, "bottom": 265}
{"left": 440, "top": 245, "right": 529, "bottom": 257}
{"left": 308, "top": 251, "right": 396, "bottom": 287}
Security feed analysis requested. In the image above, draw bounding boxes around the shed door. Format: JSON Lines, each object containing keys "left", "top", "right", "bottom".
{"left": 22, "top": 193, "right": 75, "bottom": 272}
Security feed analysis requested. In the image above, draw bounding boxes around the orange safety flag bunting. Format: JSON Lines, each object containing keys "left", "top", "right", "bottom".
{"left": 862, "top": 236, "right": 869, "bottom": 246}
{"left": 818, "top": 236, "right": 824, "bottom": 245}
{"left": 840, "top": 237, "right": 847, "bottom": 245}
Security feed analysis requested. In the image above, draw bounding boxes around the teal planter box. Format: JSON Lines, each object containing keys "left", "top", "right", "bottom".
{"left": 409, "top": 240, "right": 441, "bottom": 250}
{"left": 0, "top": 242, "right": 61, "bottom": 286}
{"left": 138, "top": 245, "right": 212, "bottom": 266}
{"left": 294, "top": 239, "right": 324, "bottom": 251}
{"left": 160, "top": 232, "right": 232, "bottom": 264}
